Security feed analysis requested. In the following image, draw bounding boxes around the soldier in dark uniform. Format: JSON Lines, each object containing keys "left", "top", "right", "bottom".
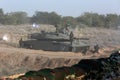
{"left": 19, "top": 38, "right": 23, "bottom": 48}
{"left": 70, "top": 31, "right": 74, "bottom": 45}
{"left": 94, "top": 44, "right": 99, "bottom": 53}
{"left": 54, "top": 24, "right": 59, "bottom": 34}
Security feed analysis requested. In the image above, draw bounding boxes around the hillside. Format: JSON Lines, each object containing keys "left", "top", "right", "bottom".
{"left": 0, "top": 24, "right": 120, "bottom": 78}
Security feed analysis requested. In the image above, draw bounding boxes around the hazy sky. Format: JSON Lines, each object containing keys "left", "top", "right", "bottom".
{"left": 0, "top": 0, "right": 120, "bottom": 17}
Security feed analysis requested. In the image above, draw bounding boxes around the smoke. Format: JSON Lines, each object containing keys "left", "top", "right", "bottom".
{"left": 2, "top": 34, "right": 11, "bottom": 42}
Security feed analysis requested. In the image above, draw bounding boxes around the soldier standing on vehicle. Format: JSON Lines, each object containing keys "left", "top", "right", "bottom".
{"left": 70, "top": 31, "right": 74, "bottom": 45}
{"left": 55, "top": 24, "right": 59, "bottom": 35}
{"left": 64, "top": 24, "right": 71, "bottom": 35}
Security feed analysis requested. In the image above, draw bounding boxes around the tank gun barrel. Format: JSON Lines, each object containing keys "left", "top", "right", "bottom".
{"left": 36, "top": 38, "right": 70, "bottom": 42}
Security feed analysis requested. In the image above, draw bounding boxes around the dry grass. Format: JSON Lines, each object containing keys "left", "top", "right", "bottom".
{"left": 0, "top": 24, "right": 120, "bottom": 78}
{"left": 2, "top": 73, "right": 25, "bottom": 79}
{"left": 0, "top": 45, "right": 114, "bottom": 78}
{"left": 0, "top": 24, "right": 55, "bottom": 44}
{"left": 0, "top": 24, "right": 120, "bottom": 48}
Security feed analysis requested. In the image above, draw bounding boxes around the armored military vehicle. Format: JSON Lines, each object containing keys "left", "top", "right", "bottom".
{"left": 20, "top": 25, "right": 90, "bottom": 53}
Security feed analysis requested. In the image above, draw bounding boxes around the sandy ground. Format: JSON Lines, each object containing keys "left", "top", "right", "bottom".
{"left": 0, "top": 43, "right": 115, "bottom": 78}
{"left": 0, "top": 25, "right": 120, "bottom": 78}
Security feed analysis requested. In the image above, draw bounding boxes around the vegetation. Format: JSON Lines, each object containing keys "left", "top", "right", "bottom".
{"left": 0, "top": 8, "right": 120, "bottom": 29}
{"left": 31, "top": 11, "right": 61, "bottom": 25}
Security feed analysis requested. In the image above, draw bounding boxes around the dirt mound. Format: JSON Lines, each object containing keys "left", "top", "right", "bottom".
{"left": 0, "top": 47, "right": 82, "bottom": 77}
{"left": 2, "top": 51, "right": 120, "bottom": 80}
{"left": 0, "top": 45, "right": 111, "bottom": 78}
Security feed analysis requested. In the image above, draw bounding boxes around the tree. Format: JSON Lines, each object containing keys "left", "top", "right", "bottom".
{"left": 31, "top": 11, "right": 61, "bottom": 25}
{"left": 3, "top": 14, "right": 17, "bottom": 24}
{"left": 76, "top": 12, "right": 93, "bottom": 27}
{"left": 105, "top": 14, "right": 119, "bottom": 28}
{"left": 2, "top": 12, "right": 29, "bottom": 25}
{"left": 0, "top": 8, "right": 4, "bottom": 24}
{"left": 62, "top": 16, "right": 77, "bottom": 28}
{"left": 91, "top": 13, "right": 105, "bottom": 27}
{"left": 10, "top": 12, "right": 29, "bottom": 24}
{"left": 49, "top": 12, "right": 61, "bottom": 25}
{"left": 76, "top": 12, "right": 106, "bottom": 27}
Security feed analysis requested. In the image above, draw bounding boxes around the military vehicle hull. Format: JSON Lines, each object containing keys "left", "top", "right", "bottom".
{"left": 21, "top": 39, "right": 90, "bottom": 53}
{"left": 20, "top": 29, "right": 90, "bottom": 53}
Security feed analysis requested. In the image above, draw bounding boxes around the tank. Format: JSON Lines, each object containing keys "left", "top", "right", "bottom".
{"left": 19, "top": 26, "right": 90, "bottom": 53}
